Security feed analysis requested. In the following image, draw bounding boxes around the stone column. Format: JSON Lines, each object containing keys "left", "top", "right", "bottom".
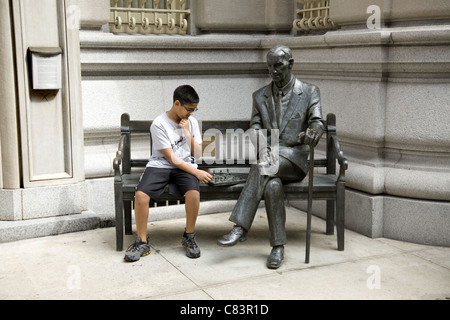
{"left": 0, "top": 0, "right": 21, "bottom": 190}
{"left": 0, "top": 0, "right": 87, "bottom": 221}
{"left": 12, "top": 0, "right": 85, "bottom": 188}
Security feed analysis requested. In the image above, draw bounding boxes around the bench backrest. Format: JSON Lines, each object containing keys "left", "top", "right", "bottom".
{"left": 119, "top": 113, "right": 338, "bottom": 175}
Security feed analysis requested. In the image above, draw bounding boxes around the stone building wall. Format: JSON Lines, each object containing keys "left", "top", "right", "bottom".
{"left": 1, "top": 0, "right": 449, "bottom": 246}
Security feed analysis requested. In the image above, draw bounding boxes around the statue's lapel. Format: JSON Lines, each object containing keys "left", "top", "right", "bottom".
{"left": 279, "top": 80, "right": 304, "bottom": 133}
{"left": 263, "top": 85, "right": 278, "bottom": 129}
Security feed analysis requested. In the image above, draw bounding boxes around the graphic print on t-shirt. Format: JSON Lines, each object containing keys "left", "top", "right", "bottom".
{"left": 172, "top": 135, "right": 187, "bottom": 153}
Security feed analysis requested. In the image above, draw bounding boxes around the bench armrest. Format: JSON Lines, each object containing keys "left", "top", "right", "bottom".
{"left": 113, "top": 135, "right": 125, "bottom": 182}
{"left": 329, "top": 135, "right": 348, "bottom": 182}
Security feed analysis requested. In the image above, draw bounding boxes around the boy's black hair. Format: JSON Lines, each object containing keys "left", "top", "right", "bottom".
{"left": 173, "top": 85, "right": 200, "bottom": 105}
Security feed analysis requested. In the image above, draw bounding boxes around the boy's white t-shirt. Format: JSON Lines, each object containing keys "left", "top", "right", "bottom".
{"left": 146, "top": 112, "right": 202, "bottom": 169}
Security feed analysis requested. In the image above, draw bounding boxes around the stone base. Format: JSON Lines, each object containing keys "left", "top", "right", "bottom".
{"left": 0, "top": 183, "right": 88, "bottom": 221}
{"left": 292, "top": 188, "right": 450, "bottom": 247}
{"left": 0, "top": 210, "right": 113, "bottom": 243}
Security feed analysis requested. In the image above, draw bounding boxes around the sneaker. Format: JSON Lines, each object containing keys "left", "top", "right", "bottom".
{"left": 124, "top": 238, "right": 151, "bottom": 262}
{"left": 181, "top": 232, "right": 201, "bottom": 258}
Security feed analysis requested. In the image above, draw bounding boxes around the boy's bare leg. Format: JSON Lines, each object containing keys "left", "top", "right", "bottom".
{"left": 124, "top": 190, "right": 151, "bottom": 262}
{"left": 135, "top": 191, "right": 150, "bottom": 241}
{"left": 184, "top": 190, "right": 200, "bottom": 233}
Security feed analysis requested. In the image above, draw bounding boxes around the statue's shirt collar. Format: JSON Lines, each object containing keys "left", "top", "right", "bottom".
{"left": 273, "top": 75, "right": 296, "bottom": 97}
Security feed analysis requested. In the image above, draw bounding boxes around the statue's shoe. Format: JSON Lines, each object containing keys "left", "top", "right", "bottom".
{"left": 266, "top": 246, "right": 284, "bottom": 269}
{"left": 217, "top": 225, "right": 247, "bottom": 247}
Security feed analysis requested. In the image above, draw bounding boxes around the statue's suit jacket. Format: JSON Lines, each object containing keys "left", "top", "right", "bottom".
{"left": 250, "top": 78, "right": 325, "bottom": 175}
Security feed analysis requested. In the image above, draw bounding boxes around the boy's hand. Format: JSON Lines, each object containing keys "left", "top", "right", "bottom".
{"left": 179, "top": 119, "right": 190, "bottom": 133}
{"left": 196, "top": 169, "right": 213, "bottom": 184}
{"left": 179, "top": 118, "right": 202, "bottom": 158}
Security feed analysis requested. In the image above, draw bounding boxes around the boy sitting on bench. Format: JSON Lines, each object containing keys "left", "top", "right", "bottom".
{"left": 124, "top": 85, "right": 213, "bottom": 262}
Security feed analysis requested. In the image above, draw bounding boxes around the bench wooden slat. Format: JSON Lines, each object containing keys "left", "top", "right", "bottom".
{"left": 121, "top": 173, "right": 337, "bottom": 196}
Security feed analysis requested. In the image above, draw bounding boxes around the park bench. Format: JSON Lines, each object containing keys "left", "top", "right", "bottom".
{"left": 113, "top": 113, "right": 348, "bottom": 257}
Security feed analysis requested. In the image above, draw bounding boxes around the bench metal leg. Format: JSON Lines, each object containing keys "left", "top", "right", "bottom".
{"left": 114, "top": 183, "right": 124, "bottom": 252}
{"left": 124, "top": 200, "right": 133, "bottom": 235}
{"left": 326, "top": 199, "right": 335, "bottom": 235}
{"left": 336, "top": 181, "right": 345, "bottom": 251}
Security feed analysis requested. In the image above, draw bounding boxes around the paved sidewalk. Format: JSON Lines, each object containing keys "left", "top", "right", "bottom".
{"left": 0, "top": 207, "right": 449, "bottom": 300}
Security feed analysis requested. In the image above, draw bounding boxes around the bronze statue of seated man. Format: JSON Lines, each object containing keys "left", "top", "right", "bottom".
{"left": 217, "top": 45, "right": 324, "bottom": 269}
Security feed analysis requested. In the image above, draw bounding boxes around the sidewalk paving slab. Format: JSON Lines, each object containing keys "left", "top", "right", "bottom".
{"left": 0, "top": 207, "right": 449, "bottom": 300}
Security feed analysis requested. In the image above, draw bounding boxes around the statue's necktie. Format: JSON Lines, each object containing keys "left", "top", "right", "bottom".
{"left": 276, "top": 90, "right": 282, "bottom": 128}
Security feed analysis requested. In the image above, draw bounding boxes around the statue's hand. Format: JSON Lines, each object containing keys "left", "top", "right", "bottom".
{"left": 298, "top": 128, "right": 321, "bottom": 147}
{"left": 259, "top": 148, "right": 278, "bottom": 167}
{"left": 297, "top": 131, "right": 306, "bottom": 144}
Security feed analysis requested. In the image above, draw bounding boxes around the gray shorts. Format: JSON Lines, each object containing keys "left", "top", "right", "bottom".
{"left": 136, "top": 167, "right": 200, "bottom": 201}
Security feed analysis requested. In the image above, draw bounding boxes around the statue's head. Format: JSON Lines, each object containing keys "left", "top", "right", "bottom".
{"left": 266, "top": 45, "right": 294, "bottom": 87}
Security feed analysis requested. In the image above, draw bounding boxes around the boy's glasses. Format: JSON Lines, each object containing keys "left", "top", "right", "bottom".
{"left": 182, "top": 105, "right": 198, "bottom": 113}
